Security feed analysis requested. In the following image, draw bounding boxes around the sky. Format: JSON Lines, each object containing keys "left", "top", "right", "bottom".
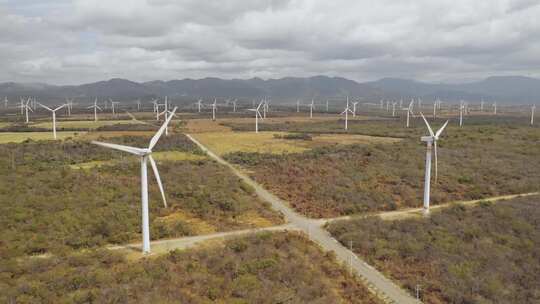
{"left": 1, "top": 0, "right": 540, "bottom": 85}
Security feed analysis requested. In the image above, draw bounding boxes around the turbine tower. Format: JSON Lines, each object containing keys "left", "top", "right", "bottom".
{"left": 91, "top": 107, "right": 177, "bottom": 254}
{"left": 212, "top": 99, "right": 217, "bottom": 121}
{"left": 404, "top": 100, "right": 414, "bottom": 128}
{"left": 420, "top": 113, "right": 449, "bottom": 215}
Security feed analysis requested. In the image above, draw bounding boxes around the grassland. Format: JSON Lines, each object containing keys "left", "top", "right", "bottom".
{"left": 1, "top": 232, "right": 380, "bottom": 304}
{"left": 327, "top": 195, "right": 540, "bottom": 304}
{"left": 224, "top": 117, "right": 540, "bottom": 217}
{"left": 192, "top": 131, "right": 399, "bottom": 156}
{"left": 32, "top": 120, "right": 141, "bottom": 130}
{"left": 0, "top": 131, "right": 85, "bottom": 143}
{"left": 0, "top": 134, "right": 282, "bottom": 259}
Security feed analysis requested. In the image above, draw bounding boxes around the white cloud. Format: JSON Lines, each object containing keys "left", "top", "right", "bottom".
{"left": 1, "top": 0, "right": 540, "bottom": 84}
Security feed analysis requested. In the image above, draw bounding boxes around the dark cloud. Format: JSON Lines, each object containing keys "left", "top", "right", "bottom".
{"left": 1, "top": 0, "right": 540, "bottom": 84}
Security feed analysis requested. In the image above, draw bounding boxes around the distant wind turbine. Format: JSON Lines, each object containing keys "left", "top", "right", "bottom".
{"left": 91, "top": 107, "right": 177, "bottom": 254}
{"left": 459, "top": 101, "right": 464, "bottom": 127}
{"left": 352, "top": 101, "right": 358, "bottom": 117}
{"left": 39, "top": 103, "right": 67, "bottom": 139}
{"left": 212, "top": 98, "right": 217, "bottom": 121}
{"left": 420, "top": 113, "right": 449, "bottom": 215}
{"left": 248, "top": 100, "right": 264, "bottom": 133}
{"left": 87, "top": 98, "right": 102, "bottom": 121}
{"left": 531, "top": 104, "right": 536, "bottom": 126}
{"left": 340, "top": 97, "right": 354, "bottom": 130}
{"left": 404, "top": 100, "right": 414, "bottom": 128}
{"left": 309, "top": 99, "right": 314, "bottom": 118}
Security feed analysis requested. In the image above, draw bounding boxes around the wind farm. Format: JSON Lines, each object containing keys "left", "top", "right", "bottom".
{"left": 1, "top": 1, "right": 540, "bottom": 303}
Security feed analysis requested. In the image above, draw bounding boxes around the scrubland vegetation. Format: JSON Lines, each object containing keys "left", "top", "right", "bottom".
{"left": 225, "top": 118, "right": 540, "bottom": 217}
{"left": 0, "top": 134, "right": 281, "bottom": 259}
{"left": 0, "top": 232, "right": 380, "bottom": 303}
{"left": 327, "top": 195, "right": 540, "bottom": 304}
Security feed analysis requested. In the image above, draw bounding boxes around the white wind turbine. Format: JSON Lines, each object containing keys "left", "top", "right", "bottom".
{"left": 296, "top": 99, "right": 300, "bottom": 113}
{"left": 392, "top": 101, "right": 396, "bottom": 117}
{"left": 493, "top": 102, "right": 497, "bottom": 115}
{"left": 404, "top": 100, "right": 414, "bottom": 128}
{"left": 352, "top": 101, "right": 359, "bottom": 117}
{"left": 420, "top": 113, "right": 449, "bottom": 215}
{"left": 326, "top": 100, "right": 329, "bottom": 112}
{"left": 433, "top": 101, "right": 437, "bottom": 119}
{"left": 87, "top": 98, "right": 102, "bottom": 121}
{"left": 340, "top": 97, "right": 354, "bottom": 130}
{"left": 263, "top": 99, "right": 269, "bottom": 118}
{"left": 109, "top": 99, "right": 119, "bottom": 116}
{"left": 232, "top": 99, "right": 237, "bottom": 112}
{"left": 136, "top": 99, "right": 141, "bottom": 111}
{"left": 92, "top": 107, "right": 177, "bottom": 254}
{"left": 212, "top": 98, "right": 217, "bottom": 121}
{"left": 196, "top": 99, "right": 202, "bottom": 113}
{"left": 157, "top": 98, "right": 172, "bottom": 136}
{"left": 459, "top": 101, "right": 464, "bottom": 127}
{"left": 22, "top": 98, "right": 33, "bottom": 123}
{"left": 65, "top": 98, "right": 73, "bottom": 116}
{"left": 531, "top": 104, "right": 536, "bottom": 126}
{"left": 309, "top": 99, "right": 315, "bottom": 118}
{"left": 248, "top": 100, "right": 264, "bottom": 133}
{"left": 39, "top": 103, "right": 67, "bottom": 139}
{"left": 480, "top": 99, "right": 484, "bottom": 112}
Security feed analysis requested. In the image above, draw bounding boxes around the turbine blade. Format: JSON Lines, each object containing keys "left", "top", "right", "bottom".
{"left": 91, "top": 141, "right": 146, "bottom": 155}
{"left": 148, "top": 155, "right": 167, "bottom": 208}
{"left": 435, "top": 120, "right": 449, "bottom": 137}
{"left": 38, "top": 103, "right": 52, "bottom": 111}
{"left": 54, "top": 104, "right": 67, "bottom": 111}
{"left": 148, "top": 107, "right": 177, "bottom": 150}
{"left": 420, "top": 112, "right": 434, "bottom": 136}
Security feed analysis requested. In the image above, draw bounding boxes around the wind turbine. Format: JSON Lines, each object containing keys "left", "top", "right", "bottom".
{"left": 87, "top": 98, "right": 102, "bottom": 121}
{"left": 309, "top": 99, "right": 314, "bottom": 118}
{"left": 65, "top": 98, "right": 73, "bottom": 116}
{"left": 392, "top": 102, "right": 396, "bottom": 117}
{"left": 296, "top": 99, "right": 300, "bottom": 113}
{"left": 39, "top": 103, "right": 67, "bottom": 139}
{"left": 326, "top": 100, "right": 329, "bottom": 112}
{"left": 92, "top": 107, "right": 177, "bottom": 254}
{"left": 531, "top": 104, "right": 536, "bottom": 126}
{"left": 212, "top": 98, "right": 217, "bottom": 121}
{"left": 404, "top": 100, "right": 414, "bottom": 128}
{"left": 232, "top": 99, "right": 237, "bottom": 112}
{"left": 136, "top": 99, "right": 141, "bottom": 111}
{"left": 493, "top": 102, "right": 497, "bottom": 115}
{"left": 263, "top": 99, "right": 268, "bottom": 118}
{"left": 22, "top": 98, "right": 33, "bottom": 123}
{"left": 196, "top": 99, "right": 202, "bottom": 113}
{"left": 109, "top": 99, "right": 119, "bottom": 116}
{"left": 480, "top": 99, "right": 484, "bottom": 112}
{"left": 248, "top": 101, "right": 264, "bottom": 133}
{"left": 420, "top": 113, "right": 449, "bottom": 215}
{"left": 340, "top": 97, "right": 354, "bottom": 130}
{"left": 459, "top": 101, "right": 464, "bottom": 127}
{"left": 352, "top": 101, "right": 358, "bottom": 117}
{"left": 157, "top": 98, "right": 171, "bottom": 135}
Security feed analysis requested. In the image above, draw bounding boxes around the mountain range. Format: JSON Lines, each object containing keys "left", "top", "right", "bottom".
{"left": 1, "top": 75, "right": 539, "bottom": 104}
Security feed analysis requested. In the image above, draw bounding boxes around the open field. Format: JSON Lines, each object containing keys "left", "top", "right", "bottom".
{"left": 1, "top": 232, "right": 381, "bottom": 303}
{"left": 327, "top": 195, "right": 540, "bottom": 303}
{"left": 0, "top": 131, "right": 85, "bottom": 143}
{"left": 0, "top": 133, "right": 282, "bottom": 258}
{"left": 192, "top": 131, "right": 399, "bottom": 156}
{"left": 224, "top": 118, "right": 540, "bottom": 217}
{"left": 32, "top": 119, "right": 142, "bottom": 130}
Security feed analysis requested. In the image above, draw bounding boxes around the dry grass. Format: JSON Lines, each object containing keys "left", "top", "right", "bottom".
{"left": 69, "top": 151, "right": 206, "bottom": 170}
{"left": 192, "top": 131, "right": 399, "bottom": 156}
{"left": 0, "top": 131, "right": 84, "bottom": 143}
{"left": 32, "top": 120, "right": 141, "bottom": 130}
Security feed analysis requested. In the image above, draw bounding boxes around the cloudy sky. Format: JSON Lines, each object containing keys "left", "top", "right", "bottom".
{"left": 1, "top": 0, "right": 540, "bottom": 85}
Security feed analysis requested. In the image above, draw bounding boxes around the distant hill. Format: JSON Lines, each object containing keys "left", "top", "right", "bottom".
{"left": 365, "top": 76, "right": 540, "bottom": 103}
{"left": 1, "top": 75, "right": 539, "bottom": 104}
